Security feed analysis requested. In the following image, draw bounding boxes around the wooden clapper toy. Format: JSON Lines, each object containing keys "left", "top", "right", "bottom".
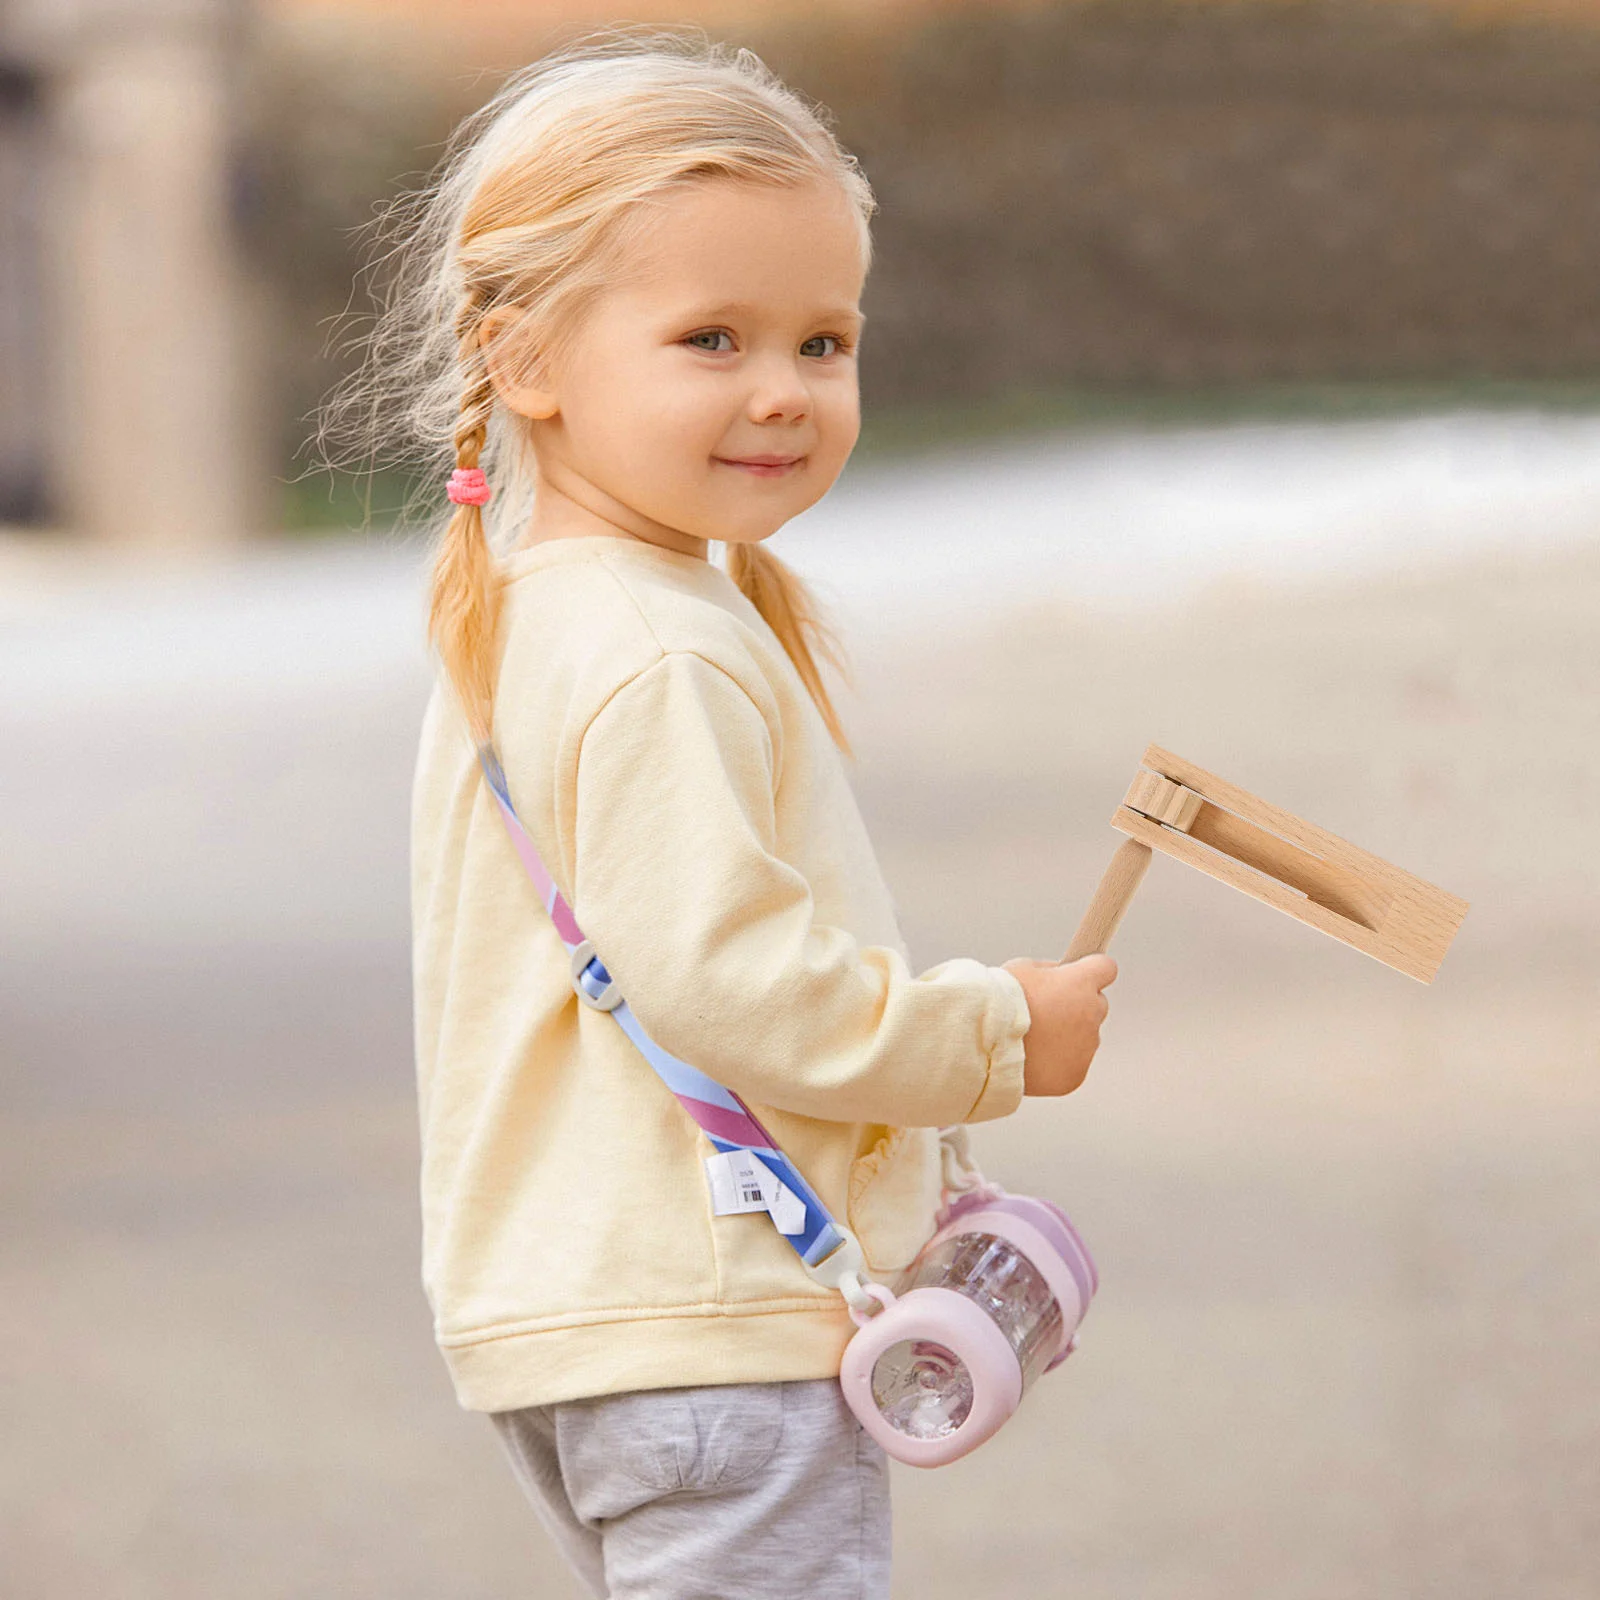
{"left": 1065, "top": 744, "right": 1468, "bottom": 981}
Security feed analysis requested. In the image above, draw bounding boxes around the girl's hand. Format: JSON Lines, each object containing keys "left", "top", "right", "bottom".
{"left": 1002, "top": 954, "right": 1119, "bottom": 1097}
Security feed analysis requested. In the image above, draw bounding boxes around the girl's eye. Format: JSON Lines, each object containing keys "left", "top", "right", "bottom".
{"left": 801, "top": 334, "right": 851, "bottom": 358}
{"left": 685, "top": 329, "right": 734, "bottom": 353}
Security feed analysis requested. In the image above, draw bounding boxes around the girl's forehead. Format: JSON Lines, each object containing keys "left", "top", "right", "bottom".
{"left": 613, "top": 177, "right": 867, "bottom": 314}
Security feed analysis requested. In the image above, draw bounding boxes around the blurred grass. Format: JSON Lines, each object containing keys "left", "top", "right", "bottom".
{"left": 279, "top": 466, "right": 425, "bottom": 535}
{"left": 850, "top": 374, "right": 1600, "bottom": 461}
{"left": 278, "top": 375, "right": 1600, "bottom": 531}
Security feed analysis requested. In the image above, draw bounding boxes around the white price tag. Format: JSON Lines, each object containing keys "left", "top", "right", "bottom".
{"left": 705, "top": 1148, "right": 772, "bottom": 1215}
{"left": 704, "top": 1149, "right": 806, "bottom": 1235}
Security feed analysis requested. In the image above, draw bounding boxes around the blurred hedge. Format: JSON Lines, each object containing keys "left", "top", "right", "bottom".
{"left": 241, "top": 0, "right": 1600, "bottom": 511}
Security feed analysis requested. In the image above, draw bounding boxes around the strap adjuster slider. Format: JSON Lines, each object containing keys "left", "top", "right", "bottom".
{"left": 569, "top": 940, "right": 623, "bottom": 1011}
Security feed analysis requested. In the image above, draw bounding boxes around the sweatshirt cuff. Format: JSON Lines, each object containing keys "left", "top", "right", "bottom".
{"left": 962, "top": 964, "right": 1030, "bottom": 1124}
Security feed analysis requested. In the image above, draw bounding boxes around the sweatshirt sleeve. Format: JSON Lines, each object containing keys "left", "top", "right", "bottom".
{"left": 567, "top": 649, "right": 1029, "bottom": 1128}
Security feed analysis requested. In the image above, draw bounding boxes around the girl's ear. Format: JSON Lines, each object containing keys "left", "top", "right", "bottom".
{"left": 479, "top": 308, "right": 559, "bottom": 420}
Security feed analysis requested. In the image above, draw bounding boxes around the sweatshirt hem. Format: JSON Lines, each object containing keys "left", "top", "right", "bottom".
{"left": 443, "top": 1299, "right": 858, "bottom": 1412}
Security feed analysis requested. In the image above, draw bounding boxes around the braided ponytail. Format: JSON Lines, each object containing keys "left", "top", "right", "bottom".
{"left": 426, "top": 299, "right": 503, "bottom": 749}
{"left": 726, "top": 541, "right": 851, "bottom": 756}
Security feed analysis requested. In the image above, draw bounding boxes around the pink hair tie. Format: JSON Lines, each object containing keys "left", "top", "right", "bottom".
{"left": 447, "top": 466, "right": 491, "bottom": 507}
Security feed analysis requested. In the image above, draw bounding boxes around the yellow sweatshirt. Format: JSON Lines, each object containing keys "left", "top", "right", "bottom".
{"left": 410, "top": 535, "right": 1030, "bottom": 1412}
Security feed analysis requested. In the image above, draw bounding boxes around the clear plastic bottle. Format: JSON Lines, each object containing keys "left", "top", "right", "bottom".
{"left": 838, "top": 1192, "right": 1096, "bottom": 1466}
{"left": 868, "top": 1231, "right": 1065, "bottom": 1440}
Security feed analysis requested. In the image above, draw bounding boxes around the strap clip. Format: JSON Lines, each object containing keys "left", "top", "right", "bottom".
{"left": 569, "top": 940, "right": 623, "bottom": 1012}
{"left": 802, "top": 1228, "right": 883, "bottom": 1319}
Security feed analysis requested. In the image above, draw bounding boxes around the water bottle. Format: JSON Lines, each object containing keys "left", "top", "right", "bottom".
{"left": 837, "top": 1188, "right": 1097, "bottom": 1467}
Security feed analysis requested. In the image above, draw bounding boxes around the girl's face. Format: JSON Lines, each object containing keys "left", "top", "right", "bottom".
{"left": 490, "top": 175, "right": 867, "bottom": 559}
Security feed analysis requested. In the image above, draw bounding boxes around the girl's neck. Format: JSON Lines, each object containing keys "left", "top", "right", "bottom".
{"left": 515, "top": 481, "right": 707, "bottom": 562}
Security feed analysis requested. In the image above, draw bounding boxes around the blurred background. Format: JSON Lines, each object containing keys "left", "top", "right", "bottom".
{"left": 2, "top": 0, "right": 1596, "bottom": 1595}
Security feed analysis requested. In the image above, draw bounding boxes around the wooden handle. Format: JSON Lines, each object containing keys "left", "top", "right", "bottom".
{"left": 1064, "top": 837, "right": 1153, "bottom": 961}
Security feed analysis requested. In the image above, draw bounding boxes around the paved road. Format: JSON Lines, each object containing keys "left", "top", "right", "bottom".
{"left": 3, "top": 436, "right": 1597, "bottom": 1597}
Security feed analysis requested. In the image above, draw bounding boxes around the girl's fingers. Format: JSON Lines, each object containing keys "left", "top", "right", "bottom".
{"left": 1068, "top": 953, "right": 1118, "bottom": 989}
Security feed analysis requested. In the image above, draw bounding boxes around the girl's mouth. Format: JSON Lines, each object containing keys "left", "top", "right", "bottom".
{"left": 715, "top": 456, "right": 804, "bottom": 478}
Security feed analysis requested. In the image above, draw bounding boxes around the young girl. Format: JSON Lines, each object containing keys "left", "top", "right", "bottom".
{"left": 327, "top": 26, "right": 1115, "bottom": 1599}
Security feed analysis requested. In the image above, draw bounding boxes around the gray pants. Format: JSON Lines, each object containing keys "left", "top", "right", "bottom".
{"left": 489, "top": 1377, "right": 892, "bottom": 1599}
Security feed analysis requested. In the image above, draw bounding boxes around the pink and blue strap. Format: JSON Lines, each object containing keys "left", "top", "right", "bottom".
{"left": 477, "top": 741, "right": 849, "bottom": 1269}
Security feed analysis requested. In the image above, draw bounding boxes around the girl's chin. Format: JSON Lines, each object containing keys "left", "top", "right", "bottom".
{"left": 712, "top": 524, "right": 790, "bottom": 552}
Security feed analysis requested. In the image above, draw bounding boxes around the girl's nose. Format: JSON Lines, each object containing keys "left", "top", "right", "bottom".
{"left": 745, "top": 362, "right": 811, "bottom": 424}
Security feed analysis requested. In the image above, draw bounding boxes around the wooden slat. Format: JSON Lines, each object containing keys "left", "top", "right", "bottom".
{"left": 1186, "top": 801, "right": 1391, "bottom": 930}
{"left": 1106, "top": 745, "right": 1469, "bottom": 982}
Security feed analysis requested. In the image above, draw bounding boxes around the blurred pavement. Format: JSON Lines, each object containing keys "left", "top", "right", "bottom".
{"left": 3, "top": 417, "right": 1598, "bottom": 1598}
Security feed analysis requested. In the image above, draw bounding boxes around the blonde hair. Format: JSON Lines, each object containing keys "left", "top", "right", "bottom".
{"left": 314, "top": 24, "right": 875, "bottom": 753}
